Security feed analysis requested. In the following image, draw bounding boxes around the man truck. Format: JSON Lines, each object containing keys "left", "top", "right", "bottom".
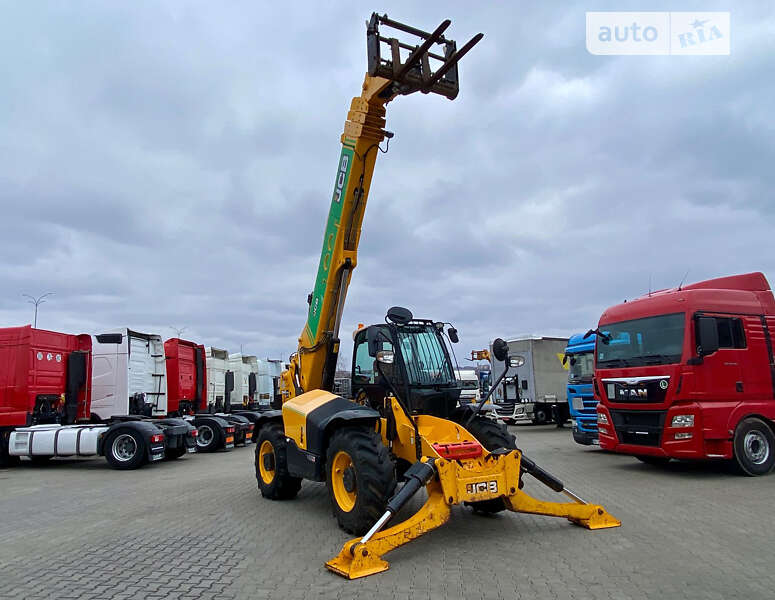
{"left": 1, "top": 326, "right": 196, "bottom": 469}
{"left": 565, "top": 333, "right": 598, "bottom": 445}
{"left": 595, "top": 272, "right": 775, "bottom": 476}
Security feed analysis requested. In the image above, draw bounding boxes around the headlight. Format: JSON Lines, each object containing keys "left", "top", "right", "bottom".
{"left": 571, "top": 396, "right": 584, "bottom": 411}
{"left": 671, "top": 414, "right": 694, "bottom": 428}
{"left": 597, "top": 412, "right": 609, "bottom": 425}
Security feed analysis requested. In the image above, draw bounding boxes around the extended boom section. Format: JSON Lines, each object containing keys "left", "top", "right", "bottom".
{"left": 280, "top": 14, "right": 482, "bottom": 400}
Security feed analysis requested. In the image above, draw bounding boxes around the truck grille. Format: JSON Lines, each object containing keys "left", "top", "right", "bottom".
{"left": 609, "top": 410, "right": 666, "bottom": 447}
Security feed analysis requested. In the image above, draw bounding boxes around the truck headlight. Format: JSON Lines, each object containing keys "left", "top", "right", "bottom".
{"left": 571, "top": 396, "right": 584, "bottom": 411}
{"left": 597, "top": 412, "right": 609, "bottom": 425}
{"left": 671, "top": 414, "right": 694, "bottom": 428}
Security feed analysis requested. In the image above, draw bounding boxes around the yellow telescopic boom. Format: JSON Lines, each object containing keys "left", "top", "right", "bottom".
{"left": 280, "top": 14, "right": 483, "bottom": 401}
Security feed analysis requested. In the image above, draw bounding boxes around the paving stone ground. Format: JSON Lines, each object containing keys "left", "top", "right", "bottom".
{"left": 1, "top": 424, "right": 773, "bottom": 600}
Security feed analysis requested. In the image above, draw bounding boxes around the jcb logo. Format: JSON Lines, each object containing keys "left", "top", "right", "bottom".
{"left": 332, "top": 155, "right": 349, "bottom": 204}
{"left": 466, "top": 480, "right": 498, "bottom": 495}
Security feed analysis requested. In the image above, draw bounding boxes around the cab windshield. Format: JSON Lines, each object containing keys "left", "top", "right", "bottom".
{"left": 597, "top": 313, "right": 685, "bottom": 367}
{"left": 397, "top": 325, "right": 456, "bottom": 386}
{"left": 568, "top": 351, "right": 594, "bottom": 383}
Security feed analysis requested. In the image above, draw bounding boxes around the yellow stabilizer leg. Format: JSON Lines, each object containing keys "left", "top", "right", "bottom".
{"left": 505, "top": 488, "right": 621, "bottom": 530}
{"left": 326, "top": 480, "right": 451, "bottom": 579}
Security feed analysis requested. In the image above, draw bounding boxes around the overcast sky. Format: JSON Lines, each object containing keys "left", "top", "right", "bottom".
{"left": 1, "top": 1, "right": 773, "bottom": 366}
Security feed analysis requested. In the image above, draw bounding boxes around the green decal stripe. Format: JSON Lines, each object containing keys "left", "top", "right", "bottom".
{"left": 306, "top": 146, "right": 355, "bottom": 340}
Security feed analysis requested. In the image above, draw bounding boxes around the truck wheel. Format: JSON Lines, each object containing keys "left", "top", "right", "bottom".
{"left": 733, "top": 417, "right": 775, "bottom": 476}
{"left": 105, "top": 430, "right": 146, "bottom": 470}
{"left": 165, "top": 446, "right": 187, "bottom": 460}
{"left": 255, "top": 422, "right": 302, "bottom": 500}
{"left": 463, "top": 416, "right": 518, "bottom": 514}
{"left": 196, "top": 423, "right": 221, "bottom": 453}
{"left": 0, "top": 430, "right": 20, "bottom": 468}
{"left": 325, "top": 427, "right": 396, "bottom": 535}
{"left": 533, "top": 409, "right": 548, "bottom": 425}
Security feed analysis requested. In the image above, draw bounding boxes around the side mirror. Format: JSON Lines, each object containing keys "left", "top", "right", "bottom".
{"left": 508, "top": 355, "right": 525, "bottom": 368}
{"left": 696, "top": 316, "right": 719, "bottom": 357}
{"left": 492, "top": 338, "right": 509, "bottom": 362}
{"left": 562, "top": 354, "right": 568, "bottom": 366}
{"left": 447, "top": 327, "right": 459, "bottom": 344}
{"left": 367, "top": 327, "right": 379, "bottom": 357}
{"left": 376, "top": 350, "right": 395, "bottom": 364}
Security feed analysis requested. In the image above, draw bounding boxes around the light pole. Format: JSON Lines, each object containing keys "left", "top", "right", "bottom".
{"left": 169, "top": 325, "right": 187, "bottom": 338}
{"left": 22, "top": 292, "right": 54, "bottom": 328}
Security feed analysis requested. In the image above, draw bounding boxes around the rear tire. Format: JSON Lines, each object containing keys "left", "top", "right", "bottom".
{"left": 325, "top": 427, "right": 396, "bottom": 535}
{"left": 533, "top": 408, "right": 548, "bottom": 425}
{"left": 255, "top": 423, "right": 302, "bottom": 500}
{"left": 195, "top": 423, "right": 221, "bottom": 453}
{"left": 0, "top": 430, "right": 20, "bottom": 468}
{"left": 733, "top": 417, "right": 775, "bottom": 476}
{"left": 460, "top": 416, "right": 517, "bottom": 514}
{"left": 104, "top": 430, "right": 146, "bottom": 470}
{"left": 165, "top": 446, "right": 187, "bottom": 460}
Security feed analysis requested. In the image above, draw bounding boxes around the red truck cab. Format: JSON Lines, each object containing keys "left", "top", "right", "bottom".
{"left": 595, "top": 272, "right": 775, "bottom": 475}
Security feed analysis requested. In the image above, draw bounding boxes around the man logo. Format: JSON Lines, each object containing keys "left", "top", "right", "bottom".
{"left": 619, "top": 387, "right": 648, "bottom": 399}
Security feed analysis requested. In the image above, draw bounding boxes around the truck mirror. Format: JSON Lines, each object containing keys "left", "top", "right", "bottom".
{"left": 696, "top": 316, "right": 719, "bottom": 356}
{"left": 562, "top": 354, "right": 568, "bottom": 365}
{"left": 492, "top": 338, "right": 509, "bottom": 362}
{"left": 447, "top": 327, "right": 459, "bottom": 343}
{"left": 367, "top": 327, "right": 380, "bottom": 357}
{"left": 508, "top": 355, "right": 525, "bottom": 368}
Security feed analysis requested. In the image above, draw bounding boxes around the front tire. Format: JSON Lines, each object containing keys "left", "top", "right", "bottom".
{"left": 325, "top": 427, "right": 396, "bottom": 535}
{"left": 104, "top": 430, "right": 146, "bottom": 470}
{"left": 733, "top": 417, "right": 775, "bottom": 476}
{"left": 255, "top": 423, "right": 302, "bottom": 500}
{"left": 461, "top": 416, "right": 518, "bottom": 514}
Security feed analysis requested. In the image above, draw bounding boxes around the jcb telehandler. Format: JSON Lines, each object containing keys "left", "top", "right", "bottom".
{"left": 252, "top": 13, "right": 620, "bottom": 579}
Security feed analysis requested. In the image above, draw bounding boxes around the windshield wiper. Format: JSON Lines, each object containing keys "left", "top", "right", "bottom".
{"left": 640, "top": 354, "right": 676, "bottom": 365}
{"left": 598, "top": 358, "right": 629, "bottom": 368}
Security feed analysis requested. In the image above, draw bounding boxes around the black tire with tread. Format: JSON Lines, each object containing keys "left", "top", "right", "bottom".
{"left": 104, "top": 429, "right": 147, "bottom": 470}
{"left": 457, "top": 415, "right": 518, "bottom": 514}
{"left": 195, "top": 422, "right": 222, "bottom": 453}
{"left": 0, "top": 430, "right": 20, "bottom": 468}
{"left": 255, "top": 422, "right": 302, "bottom": 500}
{"left": 733, "top": 417, "right": 775, "bottom": 476}
{"left": 325, "top": 426, "right": 396, "bottom": 535}
{"left": 165, "top": 446, "right": 187, "bottom": 460}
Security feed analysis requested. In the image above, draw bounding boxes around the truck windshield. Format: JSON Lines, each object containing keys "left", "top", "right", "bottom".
{"left": 568, "top": 351, "right": 594, "bottom": 383}
{"left": 597, "top": 313, "right": 685, "bottom": 367}
{"left": 398, "top": 326, "right": 455, "bottom": 386}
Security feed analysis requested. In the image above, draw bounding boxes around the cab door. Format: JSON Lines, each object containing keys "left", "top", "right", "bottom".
{"left": 692, "top": 313, "right": 746, "bottom": 401}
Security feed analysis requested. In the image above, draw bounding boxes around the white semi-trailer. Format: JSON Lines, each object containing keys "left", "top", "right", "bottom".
{"left": 490, "top": 336, "right": 571, "bottom": 426}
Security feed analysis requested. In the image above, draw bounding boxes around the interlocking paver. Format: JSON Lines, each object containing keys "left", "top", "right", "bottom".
{"left": 1, "top": 425, "right": 774, "bottom": 599}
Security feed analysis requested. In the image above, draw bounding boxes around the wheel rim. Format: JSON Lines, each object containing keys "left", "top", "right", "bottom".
{"left": 197, "top": 425, "right": 214, "bottom": 447}
{"left": 743, "top": 430, "right": 770, "bottom": 465}
{"left": 258, "top": 440, "right": 275, "bottom": 484}
{"left": 111, "top": 434, "right": 137, "bottom": 462}
{"left": 331, "top": 450, "right": 357, "bottom": 512}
